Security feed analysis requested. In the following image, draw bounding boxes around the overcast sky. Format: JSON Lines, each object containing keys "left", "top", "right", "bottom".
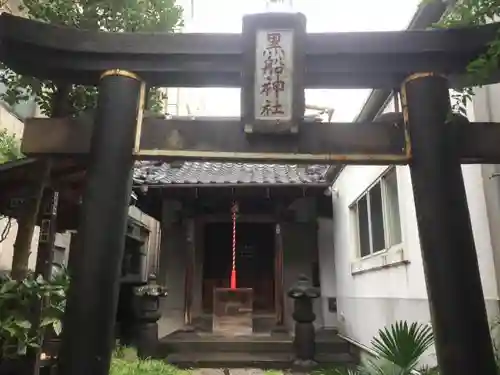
{"left": 175, "top": 0, "right": 421, "bottom": 120}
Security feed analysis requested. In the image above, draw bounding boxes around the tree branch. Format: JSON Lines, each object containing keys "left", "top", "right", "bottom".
{"left": 0, "top": 216, "right": 12, "bottom": 243}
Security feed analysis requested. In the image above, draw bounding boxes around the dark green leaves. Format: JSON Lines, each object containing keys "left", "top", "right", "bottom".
{"left": 1, "top": 0, "right": 184, "bottom": 117}
{"left": 370, "top": 321, "right": 434, "bottom": 372}
{"left": 433, "top": 0, "right": 500, "bottom": 114}
{"left": 328, "top": 321, "right": 435, "bottom": 375}
{"left": 0, "top": 270, "right": 69, "bottom": 359}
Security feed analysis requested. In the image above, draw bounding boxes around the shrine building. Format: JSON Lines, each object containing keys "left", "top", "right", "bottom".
{"left": 132, "top": 160, "right": 335, "bottom": 336}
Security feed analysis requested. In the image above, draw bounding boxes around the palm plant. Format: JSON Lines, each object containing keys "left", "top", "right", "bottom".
{"left": 489, "top": 316, "right": 500, "bottom": 370}
{"left": 333, "top": 321, "right": 435, "bottom": 375}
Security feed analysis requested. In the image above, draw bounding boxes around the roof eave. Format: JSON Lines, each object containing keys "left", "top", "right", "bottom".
{"left": 133, "top": 182, "right": 330, "bottom": 189}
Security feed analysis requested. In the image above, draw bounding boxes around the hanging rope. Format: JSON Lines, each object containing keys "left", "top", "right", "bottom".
{"left": 231, "top": 201, "right": 238, "bottom": 289}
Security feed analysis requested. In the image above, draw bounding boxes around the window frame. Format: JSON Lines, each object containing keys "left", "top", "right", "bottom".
{"left": 350, "top": 167, "right": 402, "bottom": 259}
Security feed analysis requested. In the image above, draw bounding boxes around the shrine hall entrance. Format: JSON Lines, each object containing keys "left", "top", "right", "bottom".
{"left": 202, "top": 222, "right": 276, "bottom": 314}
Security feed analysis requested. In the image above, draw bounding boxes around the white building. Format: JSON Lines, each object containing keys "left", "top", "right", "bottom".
{"left": 325, "top": 85, "right": 500, "bottom": 362}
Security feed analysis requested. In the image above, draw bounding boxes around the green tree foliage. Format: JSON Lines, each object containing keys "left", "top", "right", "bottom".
{"left": 0, "top": 0, "right": 184, "bottom": 116}
{"left": 436, "top": 0, "right": 500, "bottom": 114}
{"left": 0, "top": 129, "right": 22, "bottom": 164}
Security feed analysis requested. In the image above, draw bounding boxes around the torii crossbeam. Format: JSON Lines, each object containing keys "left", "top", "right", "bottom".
{"left": 1, "top": 10, "right": 499, "bottom": 375}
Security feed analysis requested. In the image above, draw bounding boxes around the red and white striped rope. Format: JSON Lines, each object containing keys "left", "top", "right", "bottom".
{"left": 231, "top": 202, "right": 237, "bottom": 272}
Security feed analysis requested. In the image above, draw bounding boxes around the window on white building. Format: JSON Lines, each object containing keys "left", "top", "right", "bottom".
{"left": 350, "top": 167, "right": 402, "bottom": 258}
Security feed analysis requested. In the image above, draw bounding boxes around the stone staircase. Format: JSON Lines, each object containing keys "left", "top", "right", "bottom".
{"left": 157, "top": 330, "right": 358, "bottom": 369}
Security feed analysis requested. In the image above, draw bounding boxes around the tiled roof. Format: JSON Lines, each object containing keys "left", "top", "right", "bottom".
{"left": 133, "top": 161, "right": 328, "bottom": 185}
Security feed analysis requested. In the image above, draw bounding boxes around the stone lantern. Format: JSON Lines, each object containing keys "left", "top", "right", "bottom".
{"left": 132, "top": 274, "right": 168, "bottom": 358}
{"left": 287, "top": 274, "right": 320, "bottom": 368}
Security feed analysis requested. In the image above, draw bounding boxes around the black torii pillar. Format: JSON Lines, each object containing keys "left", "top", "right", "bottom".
{"left": 403, "top": 73, "right": 497, "bottom": 375}
{"left": 58, "top": 70, "right": 144, "bottom": 375}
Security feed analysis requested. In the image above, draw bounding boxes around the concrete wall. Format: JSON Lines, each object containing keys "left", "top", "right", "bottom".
{"left": 317, "top": 218, "right": 337, "bottom": 329}
{"left": 330, "top": 95, "right": 500, "bottom": 359}
{"left": 0, "top": 102, "right": 25, "bottom": 136}
{"left": 0, "top": 222, "right": 71, "bottom": 273}
{"left": 2, "top": 0, "right": 23, "bottom": 16}
{"left": 472, "top": 84, "right": 500, "bottom": 306}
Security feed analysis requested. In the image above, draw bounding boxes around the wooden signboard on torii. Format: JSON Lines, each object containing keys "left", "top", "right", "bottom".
{"left": 1, "top": 9, "right": 500, "bottom": 375}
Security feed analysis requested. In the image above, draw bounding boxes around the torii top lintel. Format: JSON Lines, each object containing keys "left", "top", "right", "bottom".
{"left": 0, "top": 12, "right": 498, "bottom": 89}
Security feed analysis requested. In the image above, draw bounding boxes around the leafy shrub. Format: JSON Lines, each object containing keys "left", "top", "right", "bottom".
{"left": 0, "top": 129, "right": 22, "bottom": 164}
{"left": 0, "top": 269, "right": 69, "bottom": 359}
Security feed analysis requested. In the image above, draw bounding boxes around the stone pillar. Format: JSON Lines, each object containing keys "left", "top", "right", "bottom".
{"left": 66, "top": 231, "right": 79, "bottom": 276}
{"left": 274, "top": 222, "right": 285, "bottom": 329}
{"left": 183, "top": 216, "right": 195, "bottom": 330}
{"left": 402, "top": 72, "right": 497, "bottom": 375}
{"left": 157, "top": 200, "right": 186, "bottom": 336}
{"left": 273, "top": 203, "right": 286, "bottom": 332}
{"left": 58, "top": 70, "right": 144, "bottom": 375}
{"left": 192, "top": 218, "right": 205, "bottom": 322}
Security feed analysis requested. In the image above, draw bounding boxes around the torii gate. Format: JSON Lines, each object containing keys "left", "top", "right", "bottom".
{"left": 2, "top": 10, "right": 500, "bottom": 375}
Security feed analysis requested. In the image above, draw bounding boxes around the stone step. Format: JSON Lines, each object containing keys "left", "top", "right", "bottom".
{"left": 158, "top": 337, "right": 350, "bottom": 354}
{"left": 164, "top": 352, "right": 356, "bottom": 370}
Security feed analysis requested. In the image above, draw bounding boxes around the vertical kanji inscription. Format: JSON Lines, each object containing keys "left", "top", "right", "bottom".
{"left": 254, "top": 29, "right": 294, "bottom": 121}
